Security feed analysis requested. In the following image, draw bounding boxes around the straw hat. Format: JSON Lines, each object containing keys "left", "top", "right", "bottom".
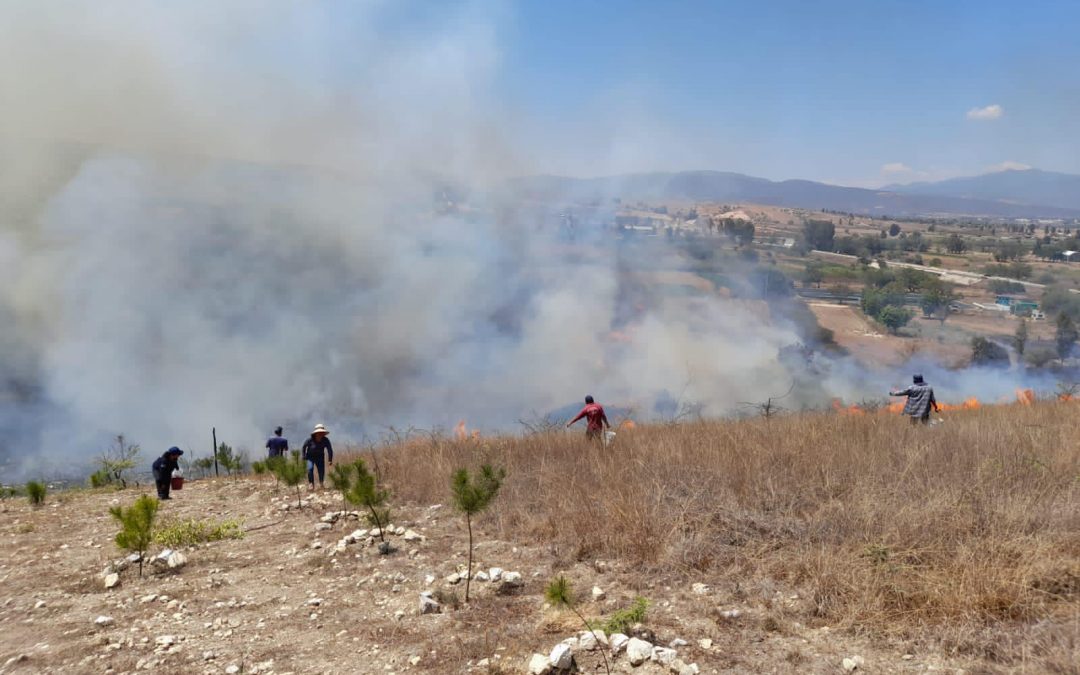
{"left": 311, "top": 424, "right": 329, "bottom": 436}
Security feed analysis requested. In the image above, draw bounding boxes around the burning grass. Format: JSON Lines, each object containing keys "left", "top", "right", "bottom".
{"left": 359, "top": 400, "right": 1080, "bottom": 665}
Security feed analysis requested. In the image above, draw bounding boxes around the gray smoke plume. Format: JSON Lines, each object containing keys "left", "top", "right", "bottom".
{"left": 0, "top": 3, "right": 1049, "bottom": 480}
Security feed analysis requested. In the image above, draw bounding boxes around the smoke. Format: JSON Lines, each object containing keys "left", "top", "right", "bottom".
{"left": 0, "top": 2, "right": 1049, "bottom": 480}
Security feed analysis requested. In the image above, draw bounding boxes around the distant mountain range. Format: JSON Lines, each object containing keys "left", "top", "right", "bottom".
{"left": 883, "top": 169, "right": 1080, "bottom": 212}
{"left": 507, "top": 169, "right": 1080, "bottom": 219}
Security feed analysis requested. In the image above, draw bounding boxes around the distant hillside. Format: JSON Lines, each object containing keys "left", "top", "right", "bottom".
{"left": 884, "top": 168, "right": 1080, "bottom": 212}
{"left": 507, "top": 170, "right": 1080, "bottom": 219}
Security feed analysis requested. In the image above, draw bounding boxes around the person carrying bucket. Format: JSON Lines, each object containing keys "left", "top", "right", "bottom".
{"left": 152, "top": 447, "right": 184, "bottom": 500}
{"left": 566, "top": 395, "right": 611, "bottom": 441}
{"left": 302, "top": 424, "right": 334, "bottom": 490}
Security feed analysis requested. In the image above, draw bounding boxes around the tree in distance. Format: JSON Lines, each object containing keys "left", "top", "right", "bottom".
{"left": 545, "top": 575, "right": 611, "bottom": 674}
{"left": 98, "top": 435, "right": 140, "bottom": 488}
{"left": 109, "top": 494, "right": 159, "bottom": 576}
{"left": 451, "top": 464, "right": 505, "bottom": 603}
{"left": 329, "top": 462, "right": 353, "bottom": 517}
{"left": 345, "top": 459, "right": 392, "bottom": 553}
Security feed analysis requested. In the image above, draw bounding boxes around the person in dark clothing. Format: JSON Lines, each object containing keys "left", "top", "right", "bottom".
{"left": 266, "top": 426, "right": 288, "bottom": 459}
{"left": 152, "top": 447, "right": 184, "bottom": 500}
{"left": 890, "top": 374, "right": 941, "bottom": 425}
{"left": 302, "top": 424, "right": 333, "bottom": 489}
{"left": 566, "top": 395, "right": 611, "bottom": 440}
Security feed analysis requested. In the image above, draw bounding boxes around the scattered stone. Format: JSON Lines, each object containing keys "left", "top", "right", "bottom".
{"left": 626, "top": 638, "right": 653, "bottom": 666}
{"left": 842, "top": 656, "right": 864, "bottom": 672}
{"left": 424, "top": 574, "right": 436, "bottom": 585}
{"left": 315, "top": 522, "right": 332, "bottom": 531}
{"left": 418, "top": 593, "right": 441, "bottom": 615}
{"left": 394, "top": 526, "right": 406, "bottom": 536}
{"left": 578, "top": 629, "right": 607, "bottom": 651}
{"left": 902, "top": 654, "right": 914, "bottom": 661}
{"left": 500, "top": 571, "right": 523, "bottom": 587}
{"left": 2, "top": 655, "right": 28, "bottom": 669}
{"left": 591, "top": 586, "right": 606, "bottom": 601}
{"left": 527, "top": 653, "right": 551, "bottom": 675}
{"left": 225, "top": 665, "right": 240, "bottom": 675}
{"left": 94, "top": 615, "right": 114, "bottom": 627}
{"left": 718, "top": 609, "right": 742, "bottom": 620}
{"left": 164, "top": 551, "right": 187, "bottom": 570}
{"left": 446, "top": 573, "right": 461, "bottom": 585}
{"left": 409, "top": 655, "right": 422, "bottom": 666}
{"left": 488, "top": 567, "right": 503, "bottom": 581}
{"left": 104, "top": 573, "right": 120, "bottom": 590}
{"left": 549, "top": 643, "right": 574, "bottom": 670}
{"left": 473, "top": 571, "right": 489, "bottom": 582}
{"left": 320, "top": 512, "right": 338, "bottom": 523}
{"left": 609, "top": 633, "right": 630, "bottom": 655}
{"left": 691, "top": 582, "right": 709, "bottom": 595}
{"left": 202, "top": 651, "right": 216, "bottom": 661}
{"left": 669, "top": 638, "right": 688, "bottom": 648}
{"left": 673, "top": 661, "right": 700, "bottom": 675}
{"left": 402, "top": 529, "right": 423, "bottom": 542}
{"left": 652, "top": 646, "right": 678, "bottom": 666}
{"left": 306, "top": 598, "right": 323, "bottom": 607}
{"left": 697, "top": 638, "right": 712, "bottom": 650}
{"left": 310, "top": 541, "right": 323, "bottom": 549}
{"left": 154, "top": 635, "right": 176, "bottom": 647}
{"left": 34, "top": 600, "right": 46, "bottom": 609}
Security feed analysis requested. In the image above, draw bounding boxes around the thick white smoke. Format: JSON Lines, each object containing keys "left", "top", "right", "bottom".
{"left": 0, "top": 3, "right": 1048, "bottom": 479}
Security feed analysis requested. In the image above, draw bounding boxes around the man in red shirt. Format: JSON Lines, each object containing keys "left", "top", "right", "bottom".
{"left": 566, "top": 395, "right": 611, "bottom": 440}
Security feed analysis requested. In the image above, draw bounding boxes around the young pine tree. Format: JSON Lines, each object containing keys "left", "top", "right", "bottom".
{"left": 109, "top": 494, "right": 159, "bottom": 576}
{"left": 545, "top": 575, "right": 611, "bottom": 675}
{"left": 345, "top": 459, "right": 391, "bottom": 552}
{"left": 273, "top": 451, "right": 307, "bottom": 508}
{"left": 329, "top": 462, "right": 352, "bottom": 516}
{"left": 25, "top": 480, "right": 46, "bottom": 507}
{"left": 451, "top": 464, "right": 505, "bottom": 602}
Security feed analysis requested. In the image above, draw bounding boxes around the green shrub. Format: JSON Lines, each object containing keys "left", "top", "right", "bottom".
{"left": 0, "top": 486, "right": 24, "bottom": 499}
{"left": 272, "top": 452, "right": 306, "bottom": 507}
{"left": 451, "top": 464, "right": 505, "bottom": 602}
{"left": 109, "top": 495, "right": 160, "bottom": 576}
{"left": 153, "top": 517, "right": 244, "bottom": 548}
{"left": 89, "top": 469, "right": 112, "bottom": 488}
{"left": 346, "top": 459, "right": 391, "bottom": 548}
{"left": 251, "top": 461, "right": 267, "bottom": 475}
{"left": 25, "top": 480, "right": 46, "bottom": 507}
{"left": 545, "top": 575, "right": 611, "bottom": 673}
{"left": 602, "top": 597, "right": 649, "bottom": 635}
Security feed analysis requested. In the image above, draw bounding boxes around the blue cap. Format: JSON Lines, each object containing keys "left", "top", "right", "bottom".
{"left": 167, "top": 446, "right": 183, "bottom": 455}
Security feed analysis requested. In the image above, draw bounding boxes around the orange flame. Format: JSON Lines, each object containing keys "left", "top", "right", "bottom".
{"left": 454, "top": 420, "right": 480, "bottom": 440}
{"left": 1016, "top": 389, "right": 1035, "bottom": 405}
{"left": 619, "top": 419, "right": 637, "bottom": 430}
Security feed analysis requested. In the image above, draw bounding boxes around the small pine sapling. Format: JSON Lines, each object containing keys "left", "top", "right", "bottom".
{"left": 25, "top": 480, "right": 46, "bottom": 507}
{"left": 545, "top": 575, "right": 611, "bottom": 675}
{"left": 345, "top": 459, "right": 391, "bottom": 552}
{"left": 451, "top": 464, "right": 505, "bottom": 602}
{"left": 109, "top": 495, "right": 160, "bottom": 576}
{"left": 273, "top": 452, "right": 307, "bottom": 508}
{"left": 329, "top": 462, "right": 352, "bottom": 515}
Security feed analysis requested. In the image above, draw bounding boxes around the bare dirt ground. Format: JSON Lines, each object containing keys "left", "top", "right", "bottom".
{"left": 0, "top": 477, "right": 980, "bottom": 675}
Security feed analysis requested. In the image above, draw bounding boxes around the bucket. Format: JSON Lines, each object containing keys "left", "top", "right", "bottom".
{"left": 170, "top": 476, "right": 184, "bottom": 490}
{"left": 602, "top": 430, "right": 616, "bottom": 447}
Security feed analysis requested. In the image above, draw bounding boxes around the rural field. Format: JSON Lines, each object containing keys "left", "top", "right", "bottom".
{"left": 2, "top": 402, "right": 1078, "bottom": 674}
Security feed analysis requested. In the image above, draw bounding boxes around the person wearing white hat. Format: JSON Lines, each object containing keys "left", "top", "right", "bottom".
{"left": 301, "top": 424, "right": 333, "bottom": 489}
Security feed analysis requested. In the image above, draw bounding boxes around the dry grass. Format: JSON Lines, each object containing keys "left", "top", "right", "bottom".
{"left": 352, "top": 401, "right": 1080, "bottom": 666}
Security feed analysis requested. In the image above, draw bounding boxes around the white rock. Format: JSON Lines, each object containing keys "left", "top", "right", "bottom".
{"left": 310, "top": 541, "right": 323, "bottom": 549}
{"left": 315, "top": 522, "right": 332, "bottom": 531}
{"left": 697, "top": 638, "right": 712, "bottom": 650}
{"left": 154, "top": 635, "right": 176, "bottom": 647}
{"left": 626, "top": 638, "right": 653, "bottom": 665}
{"left": 549, "top": 643, "right": 574, "bottom": 670}
{"left": 424, "top": 574, "right": 436, "bottom": 585}
{"left": 501, "top": 571, "right": 523, "bottom": 587}
{"left": 306, "top": 598, "right": 323, "bottom": 607}
{"left": 225, "top": 665, "right": 240, "bottom": 675}
{"left": 94, "top": 615, "right": 114, "bottom": 627}
{"left": 669, "top": 638, "right": 688, "bottom": 648}
{"left": 445, "top": 573, "right": 461, "bottom": 585}
{"left": 719, "top": 609, "right": 741, "bottom": 619}
{"left": 591, "top": 586, "right": 606, "bottom": 601}
{"left": 369, "top": 527, "right": 382, "bottom": 538}
{"left": 351, "top": 529, "right": 368, "bottom": 540}
{"left": 202, "top": 651, "right": 216, "bottom": 661}
{"left": 473, "top": 571, "right": 489, "bottom": 582}
{"left": 165, "top": 551, "right": 187, "bottom": 569}
{"left": 843, "top": 656, "right": 864, "bottom": 672}
{"left": 33, "top": 600, "right": 45, "bottom": 609}
{"left": 674, "top": 661, "right": 700, "bottom": 675}
{"left": 394, "top": 526, "right": 406, "bottom": 536}
{"left": 402, "top": 529, "right": 423, "bottom": 542}
{"left": 418, "top": 593, "right": 441, "bottom": 615}
{"left": 527, "top": 653, "right": 551, "bottom": 675}
{"left": 104, "top": 573, "right": 120, "bottom": 589}
{"left": 488, "top": 567, "right": 503, "bottom": 581}
{"left": 652, "top": 646, "right": 678, "bottom": 666}
{"left": 581, "top": 629, "right": 608, "bottom": 650}
{"left": 609, "top": 633, "right": 630, "bottom": 655}
{"left": 691, "top": 582, "right": 709, "bottom": 595}
{"left": 320, "top": 512, "right": 337, "bottom": 523}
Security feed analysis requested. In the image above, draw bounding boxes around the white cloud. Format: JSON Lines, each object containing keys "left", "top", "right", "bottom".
{"left": 986, "top": 160, "right": 1031, "bottom": 172}
{"left": 966, "top": 104, "right": 1003, "bottom": 120}
{"left": 880, "top": 162, "right": 914, "bottom": 174}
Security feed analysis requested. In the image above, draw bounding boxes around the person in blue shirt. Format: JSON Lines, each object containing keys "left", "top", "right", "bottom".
{"left": 266, "top": 426, "right": 288, "bottom": 459}
{"left": 302, "top": 424, "right": 333, "bottom": 489}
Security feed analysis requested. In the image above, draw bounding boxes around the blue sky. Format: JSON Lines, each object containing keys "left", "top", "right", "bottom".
{"left": 478, "top": 0, "right": 1080, "bottom": 186}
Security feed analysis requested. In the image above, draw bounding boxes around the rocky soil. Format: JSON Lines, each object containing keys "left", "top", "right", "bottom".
{"left": 0, "top": 478, "right": 977, "bottom": 674}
